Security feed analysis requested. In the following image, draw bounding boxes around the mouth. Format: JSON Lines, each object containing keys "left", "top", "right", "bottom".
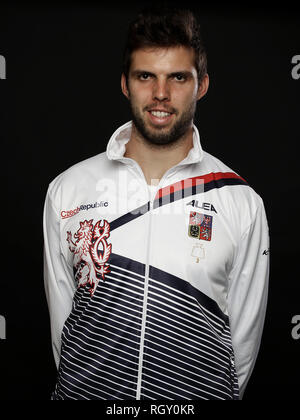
{"left": 147, "top": 109, "right": 174, "bottom": 126}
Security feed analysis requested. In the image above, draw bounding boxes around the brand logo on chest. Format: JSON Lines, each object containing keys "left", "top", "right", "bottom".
{"left": 186, "top": 200, "right": 217, "bottom": 213}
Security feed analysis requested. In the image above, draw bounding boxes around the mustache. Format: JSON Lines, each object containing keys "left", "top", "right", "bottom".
{"left": 144, "top": 104, "right": 178, "bottom": 114}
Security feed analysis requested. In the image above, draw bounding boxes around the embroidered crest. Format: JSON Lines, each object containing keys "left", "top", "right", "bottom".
{"left": 188, "top": 211, "right": 213, "bottom": 241}
{"left": 67, "top": 219, "right": 112, "bottom": 295}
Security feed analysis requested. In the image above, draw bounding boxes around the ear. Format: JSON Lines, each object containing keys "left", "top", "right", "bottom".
{"left": 196, "top": 73, "right": 209, "bottom": 101}
{"left": 121, "top": 73, "right": 130, "bottom": 99}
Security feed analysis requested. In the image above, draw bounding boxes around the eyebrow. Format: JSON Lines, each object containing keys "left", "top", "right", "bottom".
{"left": 131, "top": 70, "right": 194, "bottom": 79}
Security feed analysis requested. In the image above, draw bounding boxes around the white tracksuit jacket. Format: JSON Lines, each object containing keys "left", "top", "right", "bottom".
{"left": 43, "top": 121, "right": 269, "bottom": 400}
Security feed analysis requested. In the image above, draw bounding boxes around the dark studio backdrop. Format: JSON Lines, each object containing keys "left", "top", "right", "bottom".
{"left": 0, "top": 0, "right": 299, "bottom": 401}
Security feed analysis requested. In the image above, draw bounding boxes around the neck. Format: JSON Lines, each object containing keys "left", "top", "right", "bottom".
{"left": 124, "top": 123, "right": 194, "bottom": 185}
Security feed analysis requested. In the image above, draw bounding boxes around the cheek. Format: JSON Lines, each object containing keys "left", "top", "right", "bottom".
{"left": 131, "top": 93, "right": 149, "bottom": 112}
{"left": 129, "top": 82, "right": 152, "bottom": 102}
{"left": 172, "top": 88, "right": 198, "bottom": 109}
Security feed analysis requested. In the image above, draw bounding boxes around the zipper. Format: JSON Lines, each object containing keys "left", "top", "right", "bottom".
{"left": 122, "top": 157, "right": 181, "bottom": 400}
{"left": 229, "top": 351, "right": 237, "bottom": 399}
{"left": 136, "top": 197, "right": 153, "bottom": 400}
{"left": 130, "top": 160, "right": 154, "bottom": 400}
{"left": 124, "top": 159, "right": 174, "bottom": 400}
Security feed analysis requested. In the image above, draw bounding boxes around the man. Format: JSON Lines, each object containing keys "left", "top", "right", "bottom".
{"left": 43, "top": 7, "right": 269, "bottom": 400}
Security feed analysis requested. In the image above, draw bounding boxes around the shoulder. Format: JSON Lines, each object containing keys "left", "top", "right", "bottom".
{"left": 200, "top": 151, "right": 266, "bottom": 231}
{"left": 201, "top": 150, "right": 262, "bottom": 199}
{"left": 46, "top": 151, "right": 108, "bottom": 202}
{"left": 201, "top": 150, "right": 244, "bottom": 179}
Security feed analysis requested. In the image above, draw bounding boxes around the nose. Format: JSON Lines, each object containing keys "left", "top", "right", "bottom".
{"left": 152, "top": 78, "right": 170, "bottom": 102}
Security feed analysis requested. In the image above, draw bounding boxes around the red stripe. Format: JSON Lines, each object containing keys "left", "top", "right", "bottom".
{"left": 155, "top": 172, "right": 246, "bottom": 200}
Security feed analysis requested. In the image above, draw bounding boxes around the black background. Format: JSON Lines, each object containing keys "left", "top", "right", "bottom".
{"left": 0, "top": 0, "right": 299, "bottom": 401}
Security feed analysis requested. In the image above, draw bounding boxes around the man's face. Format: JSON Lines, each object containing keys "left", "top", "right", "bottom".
{"left": 121, "top": 46, "right": 207, "bottom": 146}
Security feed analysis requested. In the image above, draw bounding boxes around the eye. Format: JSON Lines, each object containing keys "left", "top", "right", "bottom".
{"left": 139, "top": 73, "right": 151, "bottom": 80}
{"left": 174, "top": 74, "right": 186, "bottom": 81}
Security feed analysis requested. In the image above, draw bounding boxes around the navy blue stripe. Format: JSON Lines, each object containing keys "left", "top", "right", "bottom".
{"left": 146, "top": 306, "right": 228, "bottom": 351}
{"left": 59, "top": 360, "right": 136, "bottom": 399}
{"left": 64, "top": 324, "right": 139, "bottom": 362}
{"left": 94, "top": 278, "right": 144, "bottom": 301}
{"left": 69, "top": 304, "right": 142, "bottom": 336}
{"left": 142, "top": 370, "right": 206, "bottom": 400}
{"left": 146, "top": 297, "right": 227, "bottom": 351}
{"left": 106, "top": 255, "right": 228, "bottom": 327}
{"left": 106, "top": 272, "right": 144, "bottom": 292}
{"left": 145, "top": 314, "right": 230, "bottom": 360}
{"left": 93, "top": 290, "right": 143, "bottom": 315}
{"left": 109, "top": 176, "right": 248, "bottom": 231}
{"left": 142, "top": 342, "right": 232, "bottom": 384}
{"left": 68, "top": 300, "right": 142, "bottom": 332}
{"left": 149, "top": 266, "right": 229, "bottom": 325}
{"left": 108, "top": 253, "right": 146, "bottom": 277}
{"left": 62, "top": 327, "right": 139, "bottom": 370}
{"left": 148, "top": 284, "right": 226, "bottom": 331}
{"left": 60, "top": 346, "right": 138, "bottom": 386}
{"left": 144, "top": 329, "right": 229, "bottom": 369}
{"left": 153, "top": 177, "right": 247, "bottom": 209}
{"left": 110, "top": 202, "right": 150, "bottom": 231}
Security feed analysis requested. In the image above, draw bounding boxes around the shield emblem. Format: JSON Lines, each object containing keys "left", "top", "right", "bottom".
{"left": 188, "top": 211, "right": 213, "bottom": 241}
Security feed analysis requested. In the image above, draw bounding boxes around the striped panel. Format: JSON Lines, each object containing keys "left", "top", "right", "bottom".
{"left": 141, "top": 267, "right": 240, "bottom": 400}
{"left": 153, "top": 172, "right": 248, "bottom": 210}
{"left": 52, "top": 254, "right": 145, "bottom": 400}
{"left": 52, "top": 254, "right": 239, "bottom": 400}
{"left": 109, "top": 172, "right": 248, "bottom": 232}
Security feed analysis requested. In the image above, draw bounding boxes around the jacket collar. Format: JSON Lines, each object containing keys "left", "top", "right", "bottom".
{"left": 106, "top": 120, "right": 204, "bottom": 165}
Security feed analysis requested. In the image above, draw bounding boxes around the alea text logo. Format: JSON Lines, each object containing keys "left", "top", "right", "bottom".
{"left": 291, "top": 315, "right": 300, "bottom": 340}
{"left": 291, "top": 55, "right": 300, "bottom": 80}
{"left": 0, "top": 55, "right": 6, "bottom": 79}
{"left": 0, "top": 315, "right": 6, "bottom": 339}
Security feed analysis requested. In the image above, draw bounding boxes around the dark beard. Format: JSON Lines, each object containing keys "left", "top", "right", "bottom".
{"left": 130, "top": 101, "right": 196, "bottom": 147}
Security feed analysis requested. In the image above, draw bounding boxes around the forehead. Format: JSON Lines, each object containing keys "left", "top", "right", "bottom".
{"left": 130, "top": 46, "right": 197, "bottom": 74}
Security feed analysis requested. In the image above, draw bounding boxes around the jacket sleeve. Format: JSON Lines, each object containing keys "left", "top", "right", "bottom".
{"left": 43, "top": 185, "right": 75, "bottom": 368}
{"left": 227, "top": 197, "right": 270, "bottom": 399}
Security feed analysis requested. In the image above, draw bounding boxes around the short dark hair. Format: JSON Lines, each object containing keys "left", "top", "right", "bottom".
{"left": 122, "top": 7, "right": 207, "bottom": 83}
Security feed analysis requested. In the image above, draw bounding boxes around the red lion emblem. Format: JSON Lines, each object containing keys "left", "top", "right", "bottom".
{"left": 67, "top": 219, "right": 112, "bottom": 295}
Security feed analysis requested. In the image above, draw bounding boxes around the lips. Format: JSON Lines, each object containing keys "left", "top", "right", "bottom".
{"left": 146, "top": 107, "right": 175, "bottom": 126}
{"left": 150, "top": 110, "right": 172, "bottom": 118}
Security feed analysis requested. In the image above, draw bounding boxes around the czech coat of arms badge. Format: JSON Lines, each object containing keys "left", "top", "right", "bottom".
{"left": 188, "top": 211, "right": 213, "bottom": 241}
